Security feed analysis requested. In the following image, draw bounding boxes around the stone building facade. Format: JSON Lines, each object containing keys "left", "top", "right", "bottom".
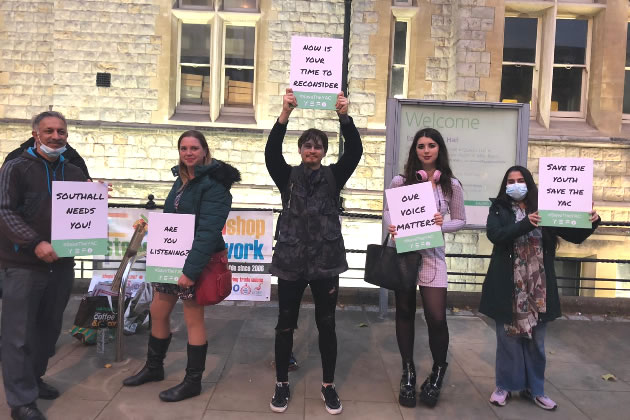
{"left": 2, "top": 0, "right": 630, "bottom": 295}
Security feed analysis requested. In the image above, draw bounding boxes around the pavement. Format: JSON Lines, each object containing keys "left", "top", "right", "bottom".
{"left": 1, "top": 296, "right": 630, "bottom": 420}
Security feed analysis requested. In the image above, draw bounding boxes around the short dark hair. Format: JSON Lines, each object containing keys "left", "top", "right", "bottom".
{"left": 32, "top": 111, "right": 67, "bottom": 132}
{"left": 297, "top": 128, "right": 328, "bottom": 153}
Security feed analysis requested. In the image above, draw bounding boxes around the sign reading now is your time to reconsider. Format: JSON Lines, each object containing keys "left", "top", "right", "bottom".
{"left": 386, "top": 182, "right": 444, "bottom": 253}
{"left": 290, "top": 36, "right": 343, "bottom": 110}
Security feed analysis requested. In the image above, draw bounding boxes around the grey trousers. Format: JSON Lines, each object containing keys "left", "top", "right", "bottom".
{"left": 1, "top": 265, "right": 74, "bottom": 408}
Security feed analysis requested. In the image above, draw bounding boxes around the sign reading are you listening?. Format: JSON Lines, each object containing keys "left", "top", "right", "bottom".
{"left": 290, "top": 36, "right": 343, "bottom": 110}
{"left": 51, "top": 181, "right": 108, "bottom": 257}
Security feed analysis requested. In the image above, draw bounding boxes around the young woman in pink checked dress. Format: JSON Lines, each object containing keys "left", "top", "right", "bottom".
{"left": 384, "top": 128, "right": 466, "bottom": 408}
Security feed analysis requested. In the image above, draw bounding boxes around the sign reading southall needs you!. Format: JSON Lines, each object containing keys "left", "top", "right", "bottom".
{"left": 290, "top": 36, "right": 343, "bottom": 110}
{"left": 538, "top": 157, "right": 593, "bottom": 228}
{"left": 145, "top": 212, "right": 195, "bottom": 284}
{"left": 51, "top": 181, "right": 108, "bottom": 257}
{"left": 386, "top": 182, "right": 444, "bottom": 252}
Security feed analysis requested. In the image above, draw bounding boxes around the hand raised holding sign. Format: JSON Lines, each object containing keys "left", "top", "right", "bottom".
{"left": 335, "top": 92, "right": 348, "bottom": 115}
{"left": 528, "top": 211, "right": 541, "bottom": 227}
{"left": 279, "top": 88, "right": 298, "bottom": 124}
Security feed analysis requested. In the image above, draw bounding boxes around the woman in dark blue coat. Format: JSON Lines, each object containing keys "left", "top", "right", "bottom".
{"left": 479, "top": 165, "right": 599, "bottom": 410}
{"left": 123, "top": 130, "right": 240, "bottom": 402}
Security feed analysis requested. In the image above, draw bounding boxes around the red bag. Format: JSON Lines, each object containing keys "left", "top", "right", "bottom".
{"left": 195, "top": 249, "right": 233, "bottom": 305}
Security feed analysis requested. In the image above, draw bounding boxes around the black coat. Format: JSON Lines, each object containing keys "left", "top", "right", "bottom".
{"left": 479, "top": 198, "right": 600, "bottom": 323}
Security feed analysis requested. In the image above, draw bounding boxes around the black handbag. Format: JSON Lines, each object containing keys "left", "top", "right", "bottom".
{"left": 364, "top": 234, "right": 422, "bottom": 291}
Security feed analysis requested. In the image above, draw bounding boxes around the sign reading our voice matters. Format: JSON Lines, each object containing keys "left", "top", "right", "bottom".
{"left": 145, "top": 212, "right": 195, "bottom": 284}
{"left": 51, "top": 181, "right": 108, "bottom": 257}
{"left": 290, "top": 36, "right": 343, "bottom": 110}
{"left": 538, "top": 157, "right": 593, "bottom": 228}
{"left": 385, "top": 182, "right": 444, "bottom": 253}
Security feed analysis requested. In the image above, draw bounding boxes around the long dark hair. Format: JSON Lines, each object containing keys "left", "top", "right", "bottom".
{"left": 177, "top": 130, "right": 211, "bottom": 185}
{"left": 496, "top": 165, "right": 538, "bottom": 213}
{"left": 403, "top": 127, "right": 456, "bottom": 198}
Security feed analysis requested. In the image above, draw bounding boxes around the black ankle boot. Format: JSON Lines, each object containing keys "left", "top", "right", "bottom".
{"left": 419, "top": 362, "right": 448, "bottom": 407}
{"left": 399, "top": 361, "right": 417, "bottom": 407}
{"left": 159, "top": 342, "right": 207, "bottom": 402}
{"left": 123, "top": 334, "right": 172, "bottom": 387}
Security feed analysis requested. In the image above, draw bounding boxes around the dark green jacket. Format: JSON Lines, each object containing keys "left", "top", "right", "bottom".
{"left": 479, "top": 198, "right": 600, "bottom": 323}
{"left": 163, "top": 159, "right": 240, "bottom": 283}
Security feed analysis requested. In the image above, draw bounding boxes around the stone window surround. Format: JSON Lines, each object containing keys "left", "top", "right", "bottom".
{"left": 171, "top": 7, "right": 261, "bottom": 122}
{"left": 624, "top": 21, "right": 630, "bottom": 121}
{"left": 505, "top": 1, "right": 605, "bottom": 127}
{"left": 390, "top": 6, "right": 419, "bottom": 100}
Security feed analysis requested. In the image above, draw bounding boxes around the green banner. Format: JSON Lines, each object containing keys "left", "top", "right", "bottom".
{"left": 464, "top": 200, "right": 492, "bottom": 206}
{"left": 395, "top": 231, "right": 444, "bottom": 253}
{"left": 539, "top": 210, "right": 591, "bottom": 229}
{"left": 52, "top": 238, "right": 107, "bottom": 257}
{"left": 293, "top": 91, "right": 337, "bottom": 110}
{"left": 146, "top": 266, "right": 182, "bottom": 284}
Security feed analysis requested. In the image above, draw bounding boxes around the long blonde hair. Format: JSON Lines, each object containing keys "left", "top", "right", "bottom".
{"left": 177, "top": 130, "right": 212, "bottom": 186}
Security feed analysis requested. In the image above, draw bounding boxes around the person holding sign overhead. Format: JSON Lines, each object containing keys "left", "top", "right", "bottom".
{"left": 266, "top": 88, "right": 362, "bottom": 415}
{"left": 122, "top": 130, "right": 240, "bottom": 403}
{"left": 0, "top": 111, "right": 88, "bottom": 420}
{"left": 384, "top": 128, "right": 465, "bottom": 409}
{"left": 480, "top": 166, "right": 599, "bottom": 410}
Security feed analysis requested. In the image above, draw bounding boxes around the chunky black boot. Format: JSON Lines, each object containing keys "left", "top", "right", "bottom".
{"left": 123, "top": 334, "right": 171, "bottom": 386}
{"left": 398, "top": 361, "right": 417, "bottom": 407}
{"left": 159, "top": 342, "right": 207, "bottom": 402}
{"left": 419, "top": 362, "right": 448, "bottom": 407}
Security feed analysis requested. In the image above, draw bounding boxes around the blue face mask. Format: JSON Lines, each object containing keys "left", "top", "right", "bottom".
{"left": 39, "top": 143, "right": 67, "bottom": 159}
{"left": 506, "top": 183, "right": 528, "bottom": 201}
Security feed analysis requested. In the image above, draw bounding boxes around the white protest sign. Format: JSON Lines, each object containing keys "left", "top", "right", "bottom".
{"left": 223, "top": 210, "right": 273, "bottom": 301}
{"left": 385, "top": 182, "right": 444, "bottom": 252}
{"left": 290, "top": 36, "right": 343, "bottom": 110}
{"left": 51, "top": 181, "right": 108, "bottom": 257}
{"left": 538, "top": 157, "right": 593, "bottom": 228}
{"left": 145, "top": 212, "right": 195, "bottom": 284}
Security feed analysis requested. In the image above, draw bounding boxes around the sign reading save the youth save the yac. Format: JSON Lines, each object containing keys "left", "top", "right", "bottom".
{"left": 145, "top": 212, "right": 195, "bottom": 284}
{"left": 223, "top": 210, "right": 273, "bottom": 301}
{"left": 290, "top": 36, "right": 343, "bottom": 110}
{"left": 51, "top": 181, "right": 108, "bottom": 257}
{"left": 385, "top": 182, "right": 444, "bottom": 252}
{"left": 538, "top": 157, "right": 593, "bottom": 228}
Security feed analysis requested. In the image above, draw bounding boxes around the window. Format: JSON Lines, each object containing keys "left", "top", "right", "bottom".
{"left": 172, "top": 0, "right": 260, "bottom": 121}
{"left": 389, "top": 19, "right": 409, "bottom": 98}
{"left": 500, "top": 17, "right": 539, "bottom": 112}
{"left": 623, "top": 23, "right": 630, "bottom": 118}
{"left": 551, "top": 19, "right": 590, "bottom": 117}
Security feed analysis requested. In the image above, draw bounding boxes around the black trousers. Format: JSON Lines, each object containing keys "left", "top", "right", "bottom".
{"left": 275, "top": 276, "right": 339, "bottom": 383}
{"left": 1, "top": 265, "right": 74, "bottom": 408}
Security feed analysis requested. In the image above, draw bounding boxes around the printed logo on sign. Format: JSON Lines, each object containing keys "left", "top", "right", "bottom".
{"left": 240, "top": 284, "right": 252, "bottom": 295}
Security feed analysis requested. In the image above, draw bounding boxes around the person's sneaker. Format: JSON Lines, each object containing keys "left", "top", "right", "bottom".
{"left": 37, "top": 379, "right": 60, "bottom": 400}
{"left": 522, "top": 389, "right": 557, "bottom": 410}
{"left": 489, "top": 387, "right": 511, "bottom": 407}
{"left": 10, "top": 402, "right": 46, "bottom": 420}
{"left": 321, "top": 384, "right": 342, "bottom": 415}
{"left": 270, "top": 382, "right": 290, "bottom": 413}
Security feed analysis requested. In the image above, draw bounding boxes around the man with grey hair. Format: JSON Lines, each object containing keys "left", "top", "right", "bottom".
{"left": 0, "top": 111, "right": 88, "bottom": 420}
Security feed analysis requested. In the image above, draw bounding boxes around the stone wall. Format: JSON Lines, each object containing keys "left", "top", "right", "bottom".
{"left": 0, "top": 0, "right": 163, "bottom": 123}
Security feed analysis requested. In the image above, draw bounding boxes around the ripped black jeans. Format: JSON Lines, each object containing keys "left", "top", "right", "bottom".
{"left": 275, "top": 276, "right": 339, "bottom": 383}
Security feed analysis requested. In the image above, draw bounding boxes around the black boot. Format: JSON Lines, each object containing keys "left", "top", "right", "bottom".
{"left": 419, "top": 362, "right": 448, "bottom": 407}
{"left": 123, "top": 334, "right": 171, "bottom": 387}
{"left": 159, "top": 342, "right": 207, "bottom": 402}
{"left": 398, "top": 361, "right": 416, "bottom": 407}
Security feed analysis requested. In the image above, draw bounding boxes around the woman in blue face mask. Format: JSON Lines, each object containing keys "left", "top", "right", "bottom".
{"left": 479, "top": 165, "right": 600, "bottom": 411}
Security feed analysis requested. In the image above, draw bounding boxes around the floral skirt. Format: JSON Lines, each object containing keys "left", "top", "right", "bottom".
{"left": 153, "top": 282, "right": 195, "bottom": 300}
